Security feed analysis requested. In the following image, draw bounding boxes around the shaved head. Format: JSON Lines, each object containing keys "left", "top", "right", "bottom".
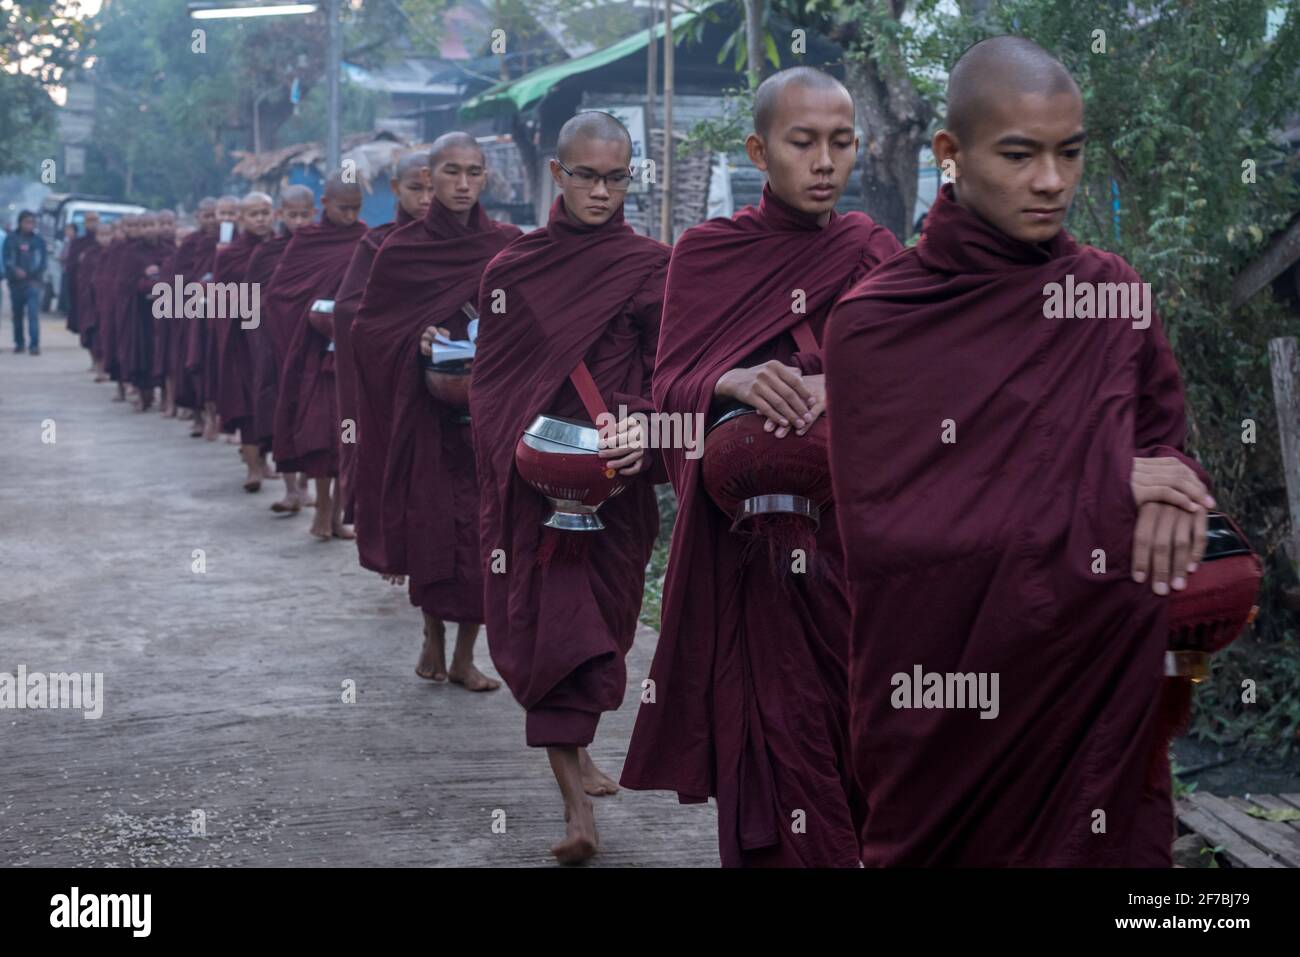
{"left": 556, "top": 111, "right": 632, "bottom": 166}
{"left": 933, "top": 35, "right": 1085, "bottom": 244}
{"left": 946, "top": 36, "right": 1080, "bottom": 143}
{"left": 743, "top": 65, "right": 858, "bottom": 223}
{"left": 196, "top": 197, "right": 218, "bottom": 232}
{"left": 392, "top": 150, "right": 434, "bottom": 220}
{"left": 278, "top": 184, "right": 316, "bottom": 234}
{"left": 753, "top": 66, "right": 852, "bottom": 139}
{"left": 322, "top": 173, "right": 363, "bottom": 228}
{"left": 395, "top": 149, "right": 430, "bottom": 179}
{"left": 280, "top": 184, "right": 314, "bottom": 207}
{"left": 323, "top": 174, "right": 363, "bottom": 204}
{"left": 241, "top": 191, "right": 274, "bottom": 237}
{"left": 429, "top": 131, "right": 483, "bottom": 168}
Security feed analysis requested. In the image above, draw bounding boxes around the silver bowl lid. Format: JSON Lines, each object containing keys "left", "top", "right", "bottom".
{"left": 524, "top": 414, "right": 600, "bottom": 453}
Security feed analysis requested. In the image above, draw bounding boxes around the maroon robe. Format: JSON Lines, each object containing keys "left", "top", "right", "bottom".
{"left": 64, "top": 231, "right": 98, "bottom": 334}
{"left": 90, "top": 240, "right": 125, "bottom": 366}
{"left": 269, "top": 215, "right": 368, "bottom": 475}
{"left": 212, "top": 231, "right": 266, "bottom": 439}
{"left": 149, "top": 244, "right": 178, "bottom": 383}
{"left": 107, "top": 238, "right": 155, "bottom": 383}
{"left": 125, "top": 240, "right": 167, "bottom": 392}
{"left": 823, "top": 183, "right": 1205, "bottom": 866}
{"left": 184, "top": 236, "right": 222, "bottom": 406}
{"left": 471, "top": 196, "right": 668, "bottom": 748}
{"left": 246, "top": 230, "right": 294, "bottom": 447}
{"left": 174, "top": 230, "right": 218, "bottom": 410}
{"left": 352, "top": 199, "right": 518, "bottom": 621}
{"left": 75, "top": 241, "right": 104, "bottom": 350}
{"left": 334, "top": 207, "right": 416, "bottom": 522}
{"left": 110, "top": 237, "right": 150, "bottom": 383}
{"left": 620, "top": 183, "right": 902, "bottom": 867}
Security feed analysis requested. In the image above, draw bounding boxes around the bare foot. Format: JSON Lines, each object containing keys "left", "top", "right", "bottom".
{"left": 551, "top": 801, "right": 598, "bottom": 865}
{"left": 448, "top": 660, "right": 501, "bottom": 692}
{"left": 332, "top": 522, "right": 356, "bottom": 540}
{"left": 578, "top": 748, "right": 619, "bottom": 796}
{"left": 416, "top": 623, "right": 448, "bottom": 681}
{"left": 308, "top": 510, "right": 332, "bottom": 540}
{"left": 270, "top": 482, "right": 304, "bottom": 514}
{"left": 382, "top": 574, "right": 407, "bottom": 586}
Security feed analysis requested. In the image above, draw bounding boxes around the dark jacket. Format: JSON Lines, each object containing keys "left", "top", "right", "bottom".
{"left": 3, "top": 231, "right": 48, "bottom": 285}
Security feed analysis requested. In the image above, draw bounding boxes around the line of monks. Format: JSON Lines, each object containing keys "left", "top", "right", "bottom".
{"left": 60, "top": 37, "right": 1214, "bottom": 867}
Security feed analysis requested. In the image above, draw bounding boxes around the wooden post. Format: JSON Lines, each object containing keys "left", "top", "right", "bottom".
{"left": 645, "top": 2, "right": 657, "bottom": 240}
{"left": 660, "top": 0, "right": 674, "bottom": 244}
{"left": 1269, "top": 336, "right": 1300, "bottom": 569}
{"left": 646, "top": 3, "right": 657, "bottom": 135}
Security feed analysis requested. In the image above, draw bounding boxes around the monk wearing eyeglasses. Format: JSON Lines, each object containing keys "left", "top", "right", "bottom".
{"left": 471, "top": 111, "right": 670, "bottom": 865}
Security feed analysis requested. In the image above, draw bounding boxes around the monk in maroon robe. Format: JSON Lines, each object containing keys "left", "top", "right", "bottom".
{"left": 214, "top": 192, "right": 274, "bottom": 490}
{"left": 472, "top": 113, "right": 669, "bottom": 864}
{"left": 352, "top": 134, "right": 514, "bottom": 687}
{"left": 824, "top": 37, "right": 1213, "bottom": 866}
{"left": 148, "top": 210, "right": 179, "bottom": 414}
{"left": 121, "top": 212, "right": 166, "bottom": 410}
{"left": 98, "top": 215, "right": 142, "bottom": 400}
{"left": 93, "top": 221, "right": 129, "bottom": 383}
{"left": 334, "top": 151, "right": 432, "bottom": 527}
{"left": 65, "top": 210, "right": 100, "bottom": 345}
{"left": 175, "top": 199, "right": 220, "bottom": 434}
{"left": 621, "top": 68, "right": 902, "bottom": 868}
{"left": 113, "top": 212, "right": 161, "bottom": 408}
{"left": 191, "top": 195, "right": 242, "bottom": 440}
{"left": 250, "top": 185, "right": 316, "bottom": 512}
{"left": 76, "top": 223, "right": 109, "bottom": 357}
{"left": 270, "top": 176, "right": 367, "bottom": 539}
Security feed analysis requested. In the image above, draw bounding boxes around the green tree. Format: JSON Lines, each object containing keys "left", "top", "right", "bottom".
{"left": 0, "top": 1, "right": 89, "bottom": 175}
{"left": 76, "top": 0, "right": 450, "bottom": 208}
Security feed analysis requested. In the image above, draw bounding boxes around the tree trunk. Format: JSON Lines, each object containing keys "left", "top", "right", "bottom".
{"left": 1232, "top": 215, "right": 1300, "bottom": 310}
{"left": 842, "top": 54, "right": 932, "bottom": 241}
{"left": 744, "top": 0, "right": 763, "bottom": 89}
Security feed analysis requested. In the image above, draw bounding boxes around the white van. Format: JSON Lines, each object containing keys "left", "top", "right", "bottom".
{"left": 40, "top": 194, "right": 147, "bottom": 310}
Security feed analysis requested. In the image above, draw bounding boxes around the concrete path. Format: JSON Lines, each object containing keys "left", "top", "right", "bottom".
{"left": 0, "top": 317, "right": 719, "bottom": 867}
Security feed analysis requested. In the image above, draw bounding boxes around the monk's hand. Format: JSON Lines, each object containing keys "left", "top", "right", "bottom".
{"left": 792, "top": 374, "right": 827, "bottom": 435}
{"left": 1131, "top": 501, "right": 1209, "bottom": 595}
{"left": 715, "top": 361, "right": 815, "bottom": 438}
{"left": 1131, "top": 456, "right": 1215, "bottom": 513}
{"left": 419, "top": 325, "right": 452, "bottom": 358}
{"left": 598, "top": 416, "right": 646, "bottom": 475}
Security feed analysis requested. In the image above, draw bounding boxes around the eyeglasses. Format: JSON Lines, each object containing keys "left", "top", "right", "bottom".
{"left": 557, "top": 161, "right": 633, "bottom": 192}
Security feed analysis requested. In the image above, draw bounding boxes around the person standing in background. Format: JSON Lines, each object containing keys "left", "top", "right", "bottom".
{"left": 2, "top": 210, "right": 47, "bottom": 355}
